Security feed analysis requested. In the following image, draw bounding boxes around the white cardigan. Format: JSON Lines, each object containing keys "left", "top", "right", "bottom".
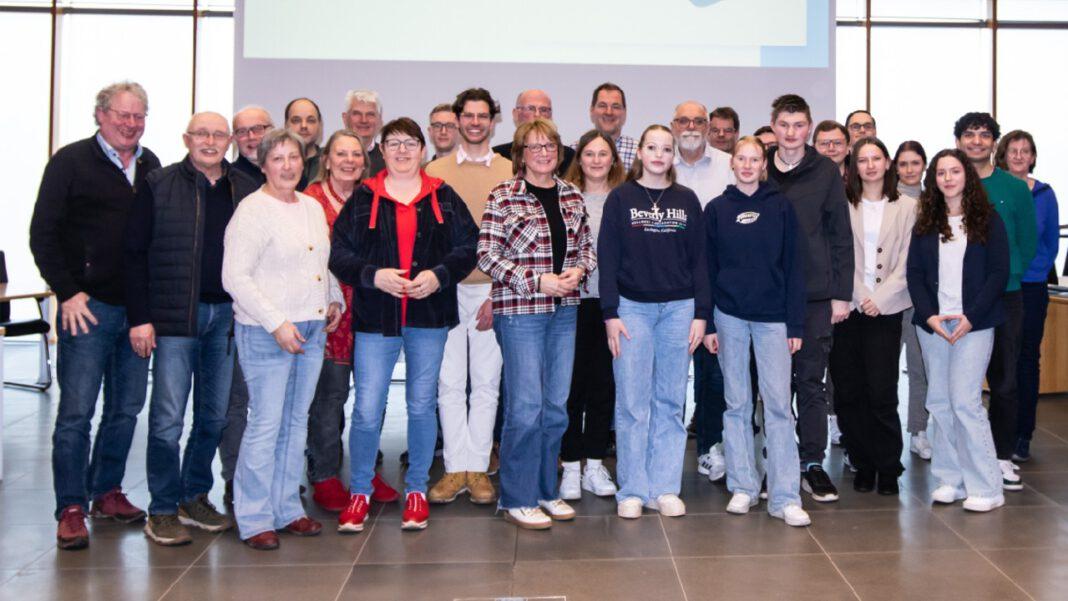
{"left": 222, "top": 189, "right": 344, "bottom": 333}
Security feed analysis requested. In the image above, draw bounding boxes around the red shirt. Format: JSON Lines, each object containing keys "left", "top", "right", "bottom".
{"left": 304, "top": 181, "right": 355, "bottom": 363}
{"left": 393, "top": 199, "right": 419, "bottom": 326}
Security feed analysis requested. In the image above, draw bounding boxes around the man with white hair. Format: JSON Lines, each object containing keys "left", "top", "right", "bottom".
{"left": 30, "top": 81, "right": 161, "bottom": 550}
{"left": 230, "top": 105, "right": 273, "bottom": 185}
{"left": 670, "top": 100, "right": 733, "bottom": 484}
{"left": 342, "top": 89, "right": 385, "bottom": 174}
{"left": 492, "top": 89, "right": 575, "bottom": 175}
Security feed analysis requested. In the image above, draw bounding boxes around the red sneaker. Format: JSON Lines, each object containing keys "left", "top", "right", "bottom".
{"left": 372, "top": 473, "right": 400, "bottom": 503}
{"left": 401, "top": 492, "right": 429, "bottom": 530}
{"left": 283, "top": 516, "right": 322, "bottom": 536}
{"left": 56, "top": 505, "right": 89, "bottom": 550}
{"left": 89, "top": 488, "right": 146, "bottom": 523}
{"left": 338, "top": 493, "right": 370, "bottom": 533}
{"left": 244, "top": 530, "right": 280, "bottom": 550}
{"left": 312, "top": 477, "right": 350, "bottom": 512}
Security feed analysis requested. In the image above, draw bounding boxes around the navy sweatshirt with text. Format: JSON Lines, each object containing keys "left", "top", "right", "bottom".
{"left": 704, "top": 182, "right": 806, "bottom": 338}
{"left": 598, "top": 181, "right": 711, "bottom": 320}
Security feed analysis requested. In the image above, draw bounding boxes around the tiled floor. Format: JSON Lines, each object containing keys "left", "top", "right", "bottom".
{"left": 2, "top": 343, "right": 1068, "bottom": 600}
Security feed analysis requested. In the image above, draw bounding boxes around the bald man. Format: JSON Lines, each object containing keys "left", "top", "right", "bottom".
{"left": 231, "top": 105, "right": 273, "bottom": 185}
{"left": 493, "top": 89, "right": 575, "bottom": 175}
{"left": 124, "top": 112, "right": 260, "bottom": 546}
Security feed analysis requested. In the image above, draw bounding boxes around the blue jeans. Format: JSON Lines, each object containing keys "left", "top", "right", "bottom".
{"left": 233, "top": 320, "right": 325, "bottom": 539}
{"left": 918, "top": 321, "right": 1002, "bottom": 499}
{"left": 1016, "top": 282, "right": 1049, "bottom": 442}
{"left": 349, "top": 327, "right": 448, "bottom": 497}
{"left": 613, "top": 297, "right": 692, "bottom": 503}
{"left": 715, "top": 309, "right": 801, "bottom": 512}
{"left": 494, "top": 306, "right": 577, "bottom": 509}
{"left": 53, "top": 298, "right": 149, "bottom": 518}
{"left": 146, "top": 303, "right": 235, "bottom": 515}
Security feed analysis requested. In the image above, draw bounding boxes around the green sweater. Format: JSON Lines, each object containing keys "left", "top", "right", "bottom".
{"left": 981, "top": 167, "right": 1037, "bottom": 292}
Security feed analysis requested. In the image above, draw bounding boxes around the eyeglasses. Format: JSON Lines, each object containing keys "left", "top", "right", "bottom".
{"left": 106, "top": 108, "right": 147, "bottom": 123}
{"left": 429, "top": 122, "right": 458, "bottom": 132}
{"left": 710, "top": 127, "right": 737, "bottom": 136}
{"left": 383, "top": 138, "right": 421, "bottom": 151}
{"left": 186, "top": 130, "right": 231, "bottom": 142}
{"left": 594, "top": 102, "right": 625, "bottom": 112}
{"left": 673, "top": 117, "right": 708, "bottom": 128}
{"left": 460, "top": 112, "right": 491, "bottom": 122}
{"left": 848, "top": 122, "right": 875, "bottom": 132}
{"left": 524, "top": 142, "right": 558, "bottom": 154}
{"left": 815, "top": 139, "right": 846, "bottom": 149}
{"left": 517, "top": 105, "right": 553, "bottom": 116}
{"left": 234, "top": 124, "right": 271, "bottom": 138}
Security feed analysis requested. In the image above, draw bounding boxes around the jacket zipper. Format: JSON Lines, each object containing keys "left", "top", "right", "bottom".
{"left": 189, "top": 182, "right": 203, "bottom": 335}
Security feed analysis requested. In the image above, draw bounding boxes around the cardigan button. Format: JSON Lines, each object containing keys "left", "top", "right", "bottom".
{"left": 876, "top": 277, "right": 882, "bottom": 283}
{"left": 318, "top": 308, "right": 324, "bottom": 314}
{"left": 877, "top": 247, "right": 883, "bottom": 253}
{"left": 876, "top": 264, "right": 883, "bottom": 269}
{"left": 308, "top": 245, "right": 314, "bottom": 251}
{"left": 316, "top": 275, "right": 322, "bottom": 282}
{"left": 412, "top": 261, "right": 419, "bottom": 267}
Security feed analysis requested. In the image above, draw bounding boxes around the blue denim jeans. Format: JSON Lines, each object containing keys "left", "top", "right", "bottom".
{"left": 613, "top": 297, "right": 692, "bottom": 504}
{"left": 53, "top": 297, "right": 149, "bottom": 518}
{"left": 715, "top": 309, "right": 801, "bottom": 512}
{"left": 494, "top": 306, "right": 577, "bottom": 509}
{"left": 1016, "top": 282, "right": 1049, "bottom": 442}
{"left": 917, "top": 321, "right": 1002, "bottom": 499}
{"left": 146, "top": 302, "right": 235, "bottom": 515}
{"left": 233, "top": 320, "right": 325, "bottom": 539}
{"left": 349, "top": 327, "right": 448, "bottom": 497}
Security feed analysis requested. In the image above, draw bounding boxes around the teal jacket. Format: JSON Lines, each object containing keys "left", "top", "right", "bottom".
{"left": 982, "top": 168, "right": 1037, "bottom": 292}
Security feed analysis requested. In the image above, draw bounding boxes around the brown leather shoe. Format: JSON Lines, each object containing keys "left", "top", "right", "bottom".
{"left": 90, "top": 488, "right": 146, "bottom": 523}
{"left": 244, "top": 530, "right": 280, "bottom": 550}
{"left": 57, "top": 505, "right": 89, "bottom": 550}
{"left": 428, "top": 472, "right": 468, "bottom": 504}
{"left": 283, "top": 516, "right": 322, "bottom": 536}
{"left": 487, "top": 444, "right": 500, "bottom": 476}
{"left": 466, "top": 471, "right": 498, "bottom": 505}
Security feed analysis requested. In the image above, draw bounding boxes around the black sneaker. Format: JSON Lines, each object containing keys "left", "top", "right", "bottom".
{"left": 801, "top": 465, "right": 839, "bottom": 502}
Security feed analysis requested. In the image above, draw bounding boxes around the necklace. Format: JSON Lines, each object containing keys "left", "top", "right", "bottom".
{"left": 642, "top": 183, "right": 667, "bottom": 211}
{"left": 775, "top": 151, "right": 802, "bottom": 171}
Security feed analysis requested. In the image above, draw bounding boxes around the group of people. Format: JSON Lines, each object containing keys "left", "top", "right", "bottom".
{"left": 28, "top": 79, "right": 1059, "bottom": 551}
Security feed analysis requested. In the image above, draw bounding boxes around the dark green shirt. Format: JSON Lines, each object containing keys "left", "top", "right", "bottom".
{"left": 981, "top": 168, "right": 1037, "bottom": 292}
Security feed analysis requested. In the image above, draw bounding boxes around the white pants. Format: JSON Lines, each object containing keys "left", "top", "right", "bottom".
{"left": 437, "top": 282, "right": 502, "bottom": 472}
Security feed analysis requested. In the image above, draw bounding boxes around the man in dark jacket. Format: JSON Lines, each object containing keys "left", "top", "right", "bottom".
{"left": 125, "top": 112, "right": 258, "bottom": 546}
{"left": 29, "top": 81, "right": 160, "bottom": 550}
{"left": 766, "top": 94, "right": 854, "bottom": 504}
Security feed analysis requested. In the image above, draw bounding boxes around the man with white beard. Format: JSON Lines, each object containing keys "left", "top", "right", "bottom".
{"left": 670, "top": 100, "right": 733, "bottom": 483}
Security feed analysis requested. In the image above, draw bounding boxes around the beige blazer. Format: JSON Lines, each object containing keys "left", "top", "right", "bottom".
{"left": 848, "top": 193, "right": 917, "bottom": 315}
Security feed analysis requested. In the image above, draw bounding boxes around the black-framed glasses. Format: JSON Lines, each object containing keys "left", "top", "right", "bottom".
{"left": 524, "top": 142, "right": 558, "bottom": 154}
{"left": 673, "top": 117, "right": 708, "bottom": 128}
{"left": 429, "top": 122, "right": 458, "bottom": 131}
{"left": 383, "top": 139, "right": 421, "bottom": 151}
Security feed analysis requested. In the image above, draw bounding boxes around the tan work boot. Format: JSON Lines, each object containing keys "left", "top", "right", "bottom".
{"left": 467, "top": 471, "right": 498, "bottom": 505}
{"left": 428, "top": 472, "right": 468, "bottom": 504}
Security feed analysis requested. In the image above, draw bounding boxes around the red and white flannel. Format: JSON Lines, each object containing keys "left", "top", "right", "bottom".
{"left": 477, "top": 177, "right": 597, "bottom": 316}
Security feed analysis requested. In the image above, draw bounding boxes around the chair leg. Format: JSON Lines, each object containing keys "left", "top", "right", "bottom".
{"left": 36, "top": 332, "right": 52, "bottom": 389}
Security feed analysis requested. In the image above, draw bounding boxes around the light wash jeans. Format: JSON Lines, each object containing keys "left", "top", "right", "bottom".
{"left": 233, "top": 320, "right": 325, "bottom": 540}
{"left": 613, "top": 297, "right": 693, "bottom": 504}
{"left": 494, "top": 306, "right": 577, "bottom": 509}
{"left": 715, "top": 309, "right": 801, "bottom": 512}
{"left": 349, "top": 327, "right": 448, "bottom": 497}
{"left": 917, "top": 321, "right": 1002, "bottom": 499}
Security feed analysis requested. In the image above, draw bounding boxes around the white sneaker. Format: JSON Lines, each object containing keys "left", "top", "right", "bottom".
{"left": 504, "top": 507, "right": 552, "bottom": 530}
{"left": 999, "top": 460, "right": 1023, "bottom": 491}
{"left": 842, "top": 450, "right": 858, "bottom": 473}
{"left": 537, "top": 498, "right": 576, "bottom": 520}
{"left": 931, "top": 485, "right": 966, "bottom": 504}
{"left": 645, "top": 494, "right": 686, "bottom": 517}
{"left": 697, "top": 452, "right": 713, "bottom": 476}
{"left": 828, "top": 415, "right": 842, "bottom": 446}
{"left": 560, "top": 462, "right": 582, "bottom": 500}
{"left": 706, "top": 444, "right": 727, "bottom": 482}
{"left": 581, "top": 464, "right": 618, "bottom": 497}
{"left": 963, "top": 494, "right": 1005, "bottom": 512}
{"left": 910, "top": 432, "right": 933, "bottom": 461}
{"left": 770, "top": 503, "right": 811, "bottom": 527}
{"left": 617, "top": 497, "right": 643, "bottom": 519}
{"left": 726, "top": 492, "right": 757, "bottom": 515}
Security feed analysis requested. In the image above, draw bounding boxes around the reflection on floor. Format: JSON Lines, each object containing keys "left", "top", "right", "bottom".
{"left": 2, "top": 342, "right": 1068, "bottom": 600}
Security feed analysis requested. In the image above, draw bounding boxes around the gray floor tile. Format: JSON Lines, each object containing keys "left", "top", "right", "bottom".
{"left": 511, "top": 558, "right": 686, "bottom": 601}
{"left": 833, "top": 549, "right": 1030, "bottom": 601}
{"left": 341, "top": 562, "right": 515, "bottom": 601}
{"left": 675, "top": 555, "right": 857, "bottom": 601}
{"left": 515, "top": 514, "right": 671, "bottom": 561}
{"left": 162, "top": 565, "right": 351, "bottom": 601}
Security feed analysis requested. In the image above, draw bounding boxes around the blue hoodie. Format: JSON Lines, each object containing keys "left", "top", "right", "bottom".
{"left": 1023, "top": 179, "right": 1060, "bottom": 283}
{"left": 704, "top": 181, "right": 806, "bottom": 338}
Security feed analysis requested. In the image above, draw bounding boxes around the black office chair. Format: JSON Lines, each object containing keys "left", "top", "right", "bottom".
{"left": 1, "top": 251, "right": 53, "bottom": 391}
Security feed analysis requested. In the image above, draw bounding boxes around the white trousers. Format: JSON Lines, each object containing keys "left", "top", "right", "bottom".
{"left": 437, "top": 282, "right": 503, "bottom": 472}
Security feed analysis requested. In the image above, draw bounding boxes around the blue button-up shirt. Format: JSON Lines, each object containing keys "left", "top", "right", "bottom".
{"left": 96, "top": 132, "right": 143, "bottom": 185}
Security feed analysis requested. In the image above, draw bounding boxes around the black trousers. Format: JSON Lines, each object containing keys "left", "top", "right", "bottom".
{"left": 793, "top": 300, "right": 833, "bottom": 465}
{"left": 560, "top": 298, "right": 615, "bottom": 461}
{"left": 987, "top": 290, "right": 1024, "bottom": 460}
{"left": 829, "top": 310, "right": 904, "bottom": 475}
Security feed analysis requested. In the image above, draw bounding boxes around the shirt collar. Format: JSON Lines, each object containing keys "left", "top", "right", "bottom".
{"left": 674, "top": 145, "right": 712, "bottom": 168}
{"left": 96, "top": 131, "right": 143, "bottom": 167}
{"left": 456, "top": 145, "right": 495, "bottom": 167}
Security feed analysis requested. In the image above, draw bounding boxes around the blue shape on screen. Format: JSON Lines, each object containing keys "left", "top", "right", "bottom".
{"left": 690, "top": 0, "right": 723, "bottom": 6}
{"left": 759, "top": 0, "right": 829, "bottom": 68}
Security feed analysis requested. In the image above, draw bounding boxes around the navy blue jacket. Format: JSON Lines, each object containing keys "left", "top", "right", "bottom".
{"left": 906, "top": 211, "right": 1010, "bottom": 333}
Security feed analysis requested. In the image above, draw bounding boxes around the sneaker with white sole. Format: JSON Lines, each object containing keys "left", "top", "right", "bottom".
{"left": 504, "top": 507, "right": 552, "bottom": 530}
{"left": 910, "top": 431, "right": 933, "bottom": 460}
{"left": 828, "top": 415, "right": 842, "bottom": 446}
{"left": 931, "top": 485, "right": 966, "bottom": 504}
{"left": 963, "top": 494, "right": 1005, "bottom": 512}
{"left": 842, "top": 450, "right": 858, "bottom": 473}
{"left": 645, "top": 494, "right": 686, "bottom": 517}
{"left": 999, "top": 460, "right": 1023, "bottom": 491}
{"left": 560, "top": 462, "right": 582, "bottom": 501}
{"left": 726, "top": 492, "right": 757, "bottom": 515}
{"left": 697, "top": 452, "right": 713, "bottom": 476}
{"left": 770, "top": 503, "right": 811, "bottom": 527}
{"left": 581, "top": 464, "right": 618, "bottom": 497}
{"left": 617, "top": 497, "right": 643, "bottom": 519}
{"left": 538, "top": 498, "right": 576, "bottom": 520}
{"left": 705, "top": 444, "right": 726, "bottom": 482}
{"left": 801, "top": 465, "right": 839, "bottom": 502}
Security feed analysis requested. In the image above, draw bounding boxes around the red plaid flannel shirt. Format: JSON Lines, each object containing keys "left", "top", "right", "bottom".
{"left": 477, "top": 177, "right": 597, "bottom": 315}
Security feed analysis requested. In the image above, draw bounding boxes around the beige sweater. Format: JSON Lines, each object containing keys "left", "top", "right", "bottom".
{"left": 426, "top": 152, "right": 513, "bottom": 284}
{"left": 222, "top": 189, "right": 344, "bottom": 333}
